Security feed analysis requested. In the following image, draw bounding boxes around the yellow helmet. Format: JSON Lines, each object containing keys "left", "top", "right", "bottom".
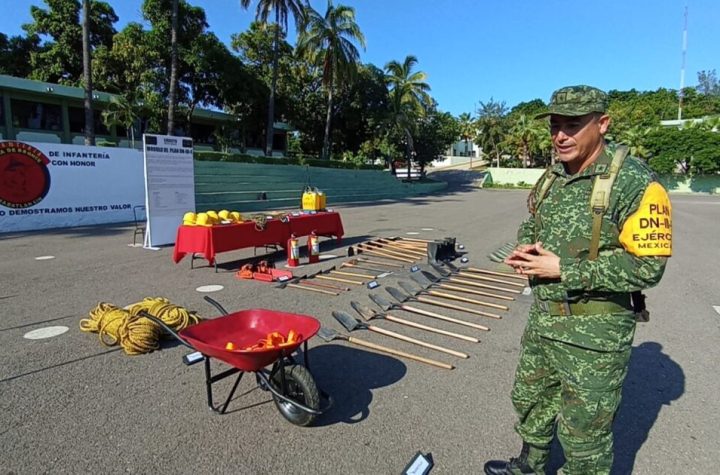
{"left": 230, "top": 211, "right": 242, "bottom": 222}
{"left": 218, "top": 209, "right": 230, "bottom": 221}
{"left": 182, "top": 212, "right": 197, "bottom": 225}
{"left": 206, "top": 210, "right": 219, "bottom": 224}
{"left": 195, "top": 212, "right": 210, "bottom": 226}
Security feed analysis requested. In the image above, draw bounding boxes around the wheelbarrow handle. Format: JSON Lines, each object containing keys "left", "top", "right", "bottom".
{"left": 203, "top": 296, "right": 229, "bottom": 315}
{"left": 136, "top": 310, "right": 194, "bottom": 349}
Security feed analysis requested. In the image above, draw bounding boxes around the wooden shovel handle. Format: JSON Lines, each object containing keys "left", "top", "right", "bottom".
{"left": 301, "top": 280, "right": 350, "bottom": 291}
{"left": 368, "top": 325, "right": 469, "bottom": 359}
{"left": 456, "top": 272, "right": 526, "bottom": 288}
{"left": 330, "top": 269, "right": 376, "bottom": 279}
{"left": 416, "top": 295, "right": 502, "bottom": 320}
{"left": 369, "top": 241, "right": 426, "bottom": 257}
{"left": 401, "top": 304, "right": 490, "bottom": 331}
{"left": 357, "top": 247, "right": 415, "bottom": 263}
{"left": 466, "top": 267, "right": 529, "bottom": 281}
{"left": 346, "top": 336, "right": 454, "bottom": 370}
{"left": 448, "top": 276, "right": 522, "bottom": 294}
{"left": 359, "top": 243, "right": 418, "bottom": 260}
{"left": 316, "top": 274, "right": 365, "bottom": 285}
{"left": 384, "top": 313, "right": 480, "bottom": 343}
{"left": 342, "top": 263, "right": 389, "bottom": 273}
{"left": 378, "top": 238, "right": 427, "bottom": 250}
{"left": 425, "top": 289, "right": 509, "bottom": 311}
{"left": 396, "top": 237, "right": 433, "bottom": 243}
{"left": 286, "top": 283, "right": 338, "bottom": 295}
{"left": 437, "top": 283, "right": 515, "bottom": 301}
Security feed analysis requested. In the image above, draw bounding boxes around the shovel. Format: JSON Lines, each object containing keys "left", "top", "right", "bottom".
{"left": 351, "top": 301, "right": 479, "bottom": 343}
{"left": 387, "top": 285, "right": 502, "bottom": 321}
{"left": 275, "top": 277, "right": 339, "bottom": 296}
{"left": 399, "top": 280, "right": 509, "bottom": 312}
{"left": 411, "top": 271, "right": 515, "bottom": 302}
{"left": 316, "top": 327, "right": 454, "bottom": 370}
{"left": 428, "top": 266, "right": 521, "bottom": 294}
{"left": 370, "top": 292, "right": 489, "bottom": 332}
{"left": 333, "top": 310, "right": 468, "bottom": 359}
{"left": 438, "top": 263, "right": 526, "bottom": 288}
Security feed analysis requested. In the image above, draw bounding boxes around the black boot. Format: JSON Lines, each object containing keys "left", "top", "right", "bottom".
{"left": 483, "top": 443, "right": 536, "bottom": 474}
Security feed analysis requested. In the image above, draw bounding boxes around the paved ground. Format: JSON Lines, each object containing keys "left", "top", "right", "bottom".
{"left": 1, "top": 171, "right": 718, "bottom": 474}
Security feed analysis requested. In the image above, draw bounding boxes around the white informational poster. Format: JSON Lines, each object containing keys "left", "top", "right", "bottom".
{"left": 0, "top": 141, "right": 144, "bottom": 233}
{"left": 142, "top": 134, "right": 195, "bottom": 247}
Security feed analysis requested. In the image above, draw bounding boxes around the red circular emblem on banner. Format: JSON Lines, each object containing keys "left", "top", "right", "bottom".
{"left": 0, "top": 141, "right": 51, "bottom": 208}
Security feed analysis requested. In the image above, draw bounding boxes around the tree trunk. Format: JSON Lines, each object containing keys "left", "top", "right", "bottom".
{"left": 322, "top": 84, "right": 333, "bottom": 160}
{"left": 82, "top": 0, "right": 95, "bottom": 146}
{"left": 167, "top": 0, "right": 179, "bottom": 135}
{"left": 265, "top": 10, "right": 280, "bottom": 157}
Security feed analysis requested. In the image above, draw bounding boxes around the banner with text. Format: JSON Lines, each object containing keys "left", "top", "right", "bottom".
{"left": 143, "top": 134, "right": 195, "bottom": 247}
{"left": 0, "top": 141, "right": 144, "bottom": 233}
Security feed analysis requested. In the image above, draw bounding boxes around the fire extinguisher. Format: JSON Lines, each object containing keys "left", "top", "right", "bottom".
{"left": 308, "top": 231, "right": 320, "bottom": 263}
{"left": 287, "top": 234, "right": 300, "bottom": 267}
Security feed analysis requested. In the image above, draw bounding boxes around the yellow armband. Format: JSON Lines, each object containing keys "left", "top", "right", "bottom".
{"left": 619, "top": 182, "right": 672, "bottom": 256}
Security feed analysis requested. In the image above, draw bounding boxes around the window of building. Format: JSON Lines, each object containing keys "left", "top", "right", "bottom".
{"left": 11, "top": 99, "right": 63, "bottom": 131}
{"left": 68, "top": 107, "right": 110, "bottom": 135}
{"left": 191, "top": 123, "right": 216, "bottom": 144}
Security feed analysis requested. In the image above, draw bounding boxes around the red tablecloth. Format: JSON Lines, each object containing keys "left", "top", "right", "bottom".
{"left": 173, "top": 211, "right": 344, "bottom": 265}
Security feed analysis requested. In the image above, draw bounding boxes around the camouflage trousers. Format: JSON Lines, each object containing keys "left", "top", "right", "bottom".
{"left": 511, "top": 329, "right": 631, "bottom": 475}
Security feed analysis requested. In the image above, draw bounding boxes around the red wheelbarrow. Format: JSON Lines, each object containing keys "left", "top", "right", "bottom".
{"left": 139, "top": 297, "right": 330, "bottom": 426}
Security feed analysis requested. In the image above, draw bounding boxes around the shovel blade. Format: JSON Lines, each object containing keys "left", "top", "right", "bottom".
{"left": 350, "top": 301, "right": 379, "bottom": 321}
{"left": 369, "top": 293, "right": 393, "bottom": 311}
{"left": 317, "top": 327, "right": 339, "bottom": 342}
{"left": 421, "top": 270, "right": 441, "bottom": 283}
{"left": 398, "top": 280, "right": 421, "bottom": 297}
{"left": 332, "top": 310, "right": 365, "bottom": 332}
{"left": 431, "top": 263, "right": 451, "bottom": 277}
{"left": 386, "top": 286, "right": 411, "bottom": 303}
{"left": 410, "top": 271, "right": 433, "bottom": 289}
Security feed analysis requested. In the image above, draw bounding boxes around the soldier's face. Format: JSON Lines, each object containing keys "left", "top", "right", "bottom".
{"left": 550, "top": 113, "right": 610, "bottom": 166}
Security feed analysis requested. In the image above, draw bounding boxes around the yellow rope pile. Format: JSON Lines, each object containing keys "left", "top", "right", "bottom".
{"left": 80, "top": 297, "right": 202, "bottom": 355}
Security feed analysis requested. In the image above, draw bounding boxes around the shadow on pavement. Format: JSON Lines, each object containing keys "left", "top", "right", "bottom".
{"left": 546, "top": 341, "right": 685, "bottom": 474}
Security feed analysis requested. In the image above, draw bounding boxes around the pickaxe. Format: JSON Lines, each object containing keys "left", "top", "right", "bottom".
{"left": 351, "top": 300, "right": 479, "bottom": 343}
{"left": 333, "top": 310, "right": 468, "bottom": 359}
{"left": 393, "top": 283, "right": 503, "bottom": 320}
{"left": 411, "top": 271, "right": 515, "bottom": 302}
{"left": 369, "top": 292, "right": 489, "bottom": 332}
{"left": 316, "top": 326, "right": 453, "bottom": 370}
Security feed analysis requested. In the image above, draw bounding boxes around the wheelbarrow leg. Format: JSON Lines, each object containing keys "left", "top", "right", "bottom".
{"left": 204, "top": 357, "right": 243, "bottom": 414}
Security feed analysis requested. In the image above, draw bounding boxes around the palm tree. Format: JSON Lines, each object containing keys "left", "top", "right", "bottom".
{"left": 384, "top": 55, "right": 431, "bottom": 177}
{"left": 81, "top": 0, "right": 95, "bottom": 145}
{"left": 102, "top": 95, "right": 141, "bottom": 148}
{"left": 240, "top": 0, "right": 306, "bottom": 156}
{"left": 457, "top": 112, "right": 475, "bottom": 163}
{"left": 507, "top": 114, "right": 545, "bottom": 167}
{"left": 297, "top": 1, "right": 365, "bottom": 160}
{"left": 167, "top": 0, "right": 179, "bottom": 135}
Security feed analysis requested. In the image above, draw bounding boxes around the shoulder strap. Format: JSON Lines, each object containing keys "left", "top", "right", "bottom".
{"left": 588, "top": 145, "right": 629, "bottom": 260}
{"left": 527, "top": 167, "right": 556, "bottom": 215}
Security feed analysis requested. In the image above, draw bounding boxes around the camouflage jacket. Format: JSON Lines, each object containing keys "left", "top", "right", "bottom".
{"left": 517, "top": 143, "right": 669, "bottom": 351}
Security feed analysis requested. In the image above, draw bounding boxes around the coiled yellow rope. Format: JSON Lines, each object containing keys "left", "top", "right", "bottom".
{"left": 80, "top": 297, "right": 202, "bottom": 355}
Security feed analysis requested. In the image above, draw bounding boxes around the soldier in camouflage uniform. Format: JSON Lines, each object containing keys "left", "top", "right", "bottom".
{"left": 484, "top": 86, "right": 672, "bottom": 475}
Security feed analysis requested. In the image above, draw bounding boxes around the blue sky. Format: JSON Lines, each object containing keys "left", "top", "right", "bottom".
{"left": 2, "top": 0, "right": 719, "bottom": 116}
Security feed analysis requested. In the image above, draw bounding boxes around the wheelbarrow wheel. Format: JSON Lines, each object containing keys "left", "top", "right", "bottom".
{"left": 270, "top": 364, "right": 320, "bottom": 427}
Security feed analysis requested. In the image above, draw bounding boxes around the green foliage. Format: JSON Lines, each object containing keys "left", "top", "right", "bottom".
{"left": 645, "top": 127, "right": 720, "bottom": 175}
{"left": 0, "top": 33, "right": 40, "bottom": 77}
{"left": 475, "top": 98, "right": 509, "bottom": 166}
{"left": 23, "top": 0, "right": 118, "bottom": 85}
{"left": 414, "top": 109, "right": 460, "bottom": 169}
{"left": 194, "top": 150, "right": 382, "bottom": 169}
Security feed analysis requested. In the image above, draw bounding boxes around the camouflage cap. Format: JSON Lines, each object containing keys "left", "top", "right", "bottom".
{"left": 535, "top": 85, "right": 608, "bottom": 119}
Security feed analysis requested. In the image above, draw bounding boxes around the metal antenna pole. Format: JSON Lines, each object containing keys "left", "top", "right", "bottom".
{"left": 678, "top": 5, "right": 688, "bottom": 121}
